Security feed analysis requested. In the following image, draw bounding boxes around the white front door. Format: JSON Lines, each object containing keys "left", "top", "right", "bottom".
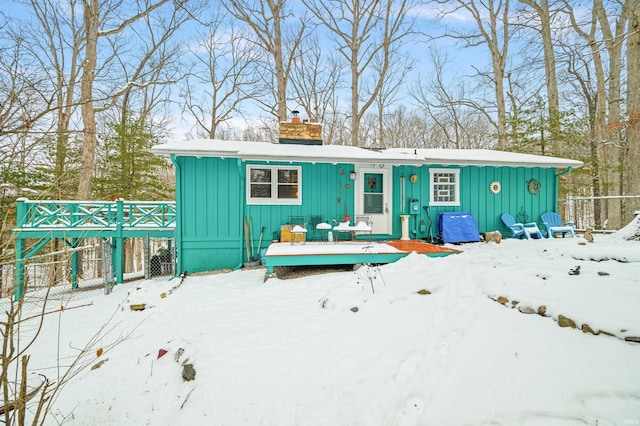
{"left": 355, "top": 165, "right": 392, "bottom": 234}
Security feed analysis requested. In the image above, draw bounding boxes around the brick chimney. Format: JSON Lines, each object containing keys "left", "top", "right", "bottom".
{"left": 278, "top": 111, "right": 322, "bottom": 145}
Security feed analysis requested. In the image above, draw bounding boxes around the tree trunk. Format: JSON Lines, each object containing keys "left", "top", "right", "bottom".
{"left": 564, "top": 0, "right": 606, "bottom": 227}
{"left": 490, "top": 0, "right": 508, "bottom": 149}
{"left": 596, "top": 0, "right": 629, "bottom": 228}
{"left": 625, "top": 2, "right": 640, "bottom": 221}
{"left": 303, "top": 0, "right": 412, "bottom": 148}
{"left": 442, "top": 0, "right": 509, "bottom": 148}
{"left": 377, "top": 92, "right": 384, "bottom": 148}
{"left": 538, "top": 0, "right": 559, "bottom": 149}
{"left": 78, "top": 0, "right": 99, "bottom": 200}
{"left": 519, "top": 0, "right": 560, "bottom": 151}
{"left": 225, "top": 0, "right": 303, "bottom": 124}
{"left": 271, "top": 3, "right": 288, "bottom": 122}
{"left": 351, "top": 46, "right": 359, "bottom": 147}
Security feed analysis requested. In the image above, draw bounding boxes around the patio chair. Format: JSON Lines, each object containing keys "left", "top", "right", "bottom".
{"left": 332, "top": 219, "right": 352, "bottom": 242}
{"left": 289, "top": 216, "right": 306, "bottom": 227}
{"left": 354, "top": 215, "right": 373, "bottom": 241}
{"left": 501, "top": 214, "right": 543, "bottom": 239}
{"left": 308, "top": 215, "right": 324, "bottom": 241}
{"left": 541, "top": 212, "right": 575, "bottom": 238}
{"left": 315, "top": 222, "right": 333, "bottom": 243}
{"left": 288, "top": 216, "right": 307, "bottom": 244}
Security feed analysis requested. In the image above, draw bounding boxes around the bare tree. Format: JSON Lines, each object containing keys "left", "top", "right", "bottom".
{"left": 560, "top": 1, "right": 606, "bottom": 227}
{"left": 595, "top": 0, "right": 631, "bottom": 226}
{"left": 625, "top": 0, "right": 640, "bottom": 212}
{"left": 373, "top": 53, "right": 414, "bottom": 148}
{"left": 25, "top": 0, "right": 85, "bottom": 199}
{"left": 110, "top": 3, "right": 194, "bottom": 128}
{"left": 369, "top": 105, "right": 432, "bottom": 148}
{"left": 302, "top": 0, "right": 415, "bottom": 147}
{"left": 413, "top": 48, "right": 497, "bottom": 149}
{"left": 77, "top": 0, "right": 174, "bottom": 200}
{"left": 289, "top": 35, "right": 347, "bottom": 143}
{"left": 224, "top": 0, "right": 307, "bottom": 122}
{"left": 181, "top": 16, "right": 263, "bottom": 139}
{"left": 561, "top": 0, "right": 633, "bottom": 226}
{"left": 517, "top": 0, "right": 561, "bottom": 150}
{"left": 0, "top": 21, "right": 57, "bottom": 202}
{"left": 596, "top": 0, "right": 629, "bottom": 141}
{"left": 433, "top": 0, "right": 511, "bottom": 148}
{"left": 0, "top": 21, "right": 55, "bottom": 140}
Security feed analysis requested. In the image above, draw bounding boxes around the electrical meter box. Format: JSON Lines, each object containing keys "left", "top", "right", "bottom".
{"left": 410, "top": 199, "right": 420, "bottom": 215}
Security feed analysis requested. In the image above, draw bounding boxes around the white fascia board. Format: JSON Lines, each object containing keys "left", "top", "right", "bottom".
{"left": 152, "top": 140, "right": 425, "bottom": 165}
{"left": 386, "top": 148, "right": 584, "bottom": 169}
{"left": 239, "top": 155, "right": 424, "bottom": 166}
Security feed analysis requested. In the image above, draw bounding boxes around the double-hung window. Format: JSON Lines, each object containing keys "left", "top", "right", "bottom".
{"left": 429, "top": 169, "right": 460, "bottom": 206}
{"left": 247, "top": 165, "right": 302, "bottom": 205}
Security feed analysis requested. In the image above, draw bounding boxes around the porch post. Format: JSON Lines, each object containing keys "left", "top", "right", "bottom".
{"left": 14, "top": 239, "right": 25, "bottom": 300}
{"left": 113, "top": 199, "right": 124, "bottom": 283}
{"left": 13, "top": 198, "right": 28, "bottom": 300}
{"left": 170, "top": 155, "right": 182, "bottom": 275}
{"left": 71, "top": 238, "right": 79, "bottom": 289}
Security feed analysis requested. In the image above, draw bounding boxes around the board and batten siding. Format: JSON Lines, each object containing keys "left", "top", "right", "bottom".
{"left": 175, "top": 156, "right": 561, "bottom": 274}
{"left": 243, "top": 160, "right": 355, "bottom": 246}
{"left": 392, "top": 164, "right": 557, "bottom": 238}
{"left": 176, "top": 156, "right": 243, "bottom": 273}
{"left": 176, "top": 157, "right": 357, "bottom": 273}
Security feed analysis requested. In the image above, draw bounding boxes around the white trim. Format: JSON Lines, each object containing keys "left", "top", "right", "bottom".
{"left": 152, "top": 140, "right": 423, "bottom": 165}
{"left": 430, "top": 168, "right": 460, "bottom": 207}
{"left": 387, "top": 148, "right": 583, "bottom": 168}
{"left": 246, "top": 165, "right": 302, "bottom": 205}
{"left": 152, "top": 140, "right": 583, "bottom": 169}
{"left": 355, "top": 165, "right": 392, "bottom": 234}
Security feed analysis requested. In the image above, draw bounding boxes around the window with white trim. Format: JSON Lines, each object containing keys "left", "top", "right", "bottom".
{"left": 429, "top": 169, "right": 460, "bottom": 206}
{"left": 247, "top": 165, "right": 302, "bottom": 205}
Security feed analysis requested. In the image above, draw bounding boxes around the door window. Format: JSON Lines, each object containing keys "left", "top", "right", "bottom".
{"left": 364, "top": 173, "right": 383, "bottom": 214}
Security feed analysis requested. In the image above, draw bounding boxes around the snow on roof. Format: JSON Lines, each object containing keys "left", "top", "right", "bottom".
{"left": 386, "top": 148, "right": 584, "bottom": 168}
{"left": 151, "top": 139, "right": 583, "bottom": 168}
{"left": 151, "top": 139, "right": 422, "bottom": 165}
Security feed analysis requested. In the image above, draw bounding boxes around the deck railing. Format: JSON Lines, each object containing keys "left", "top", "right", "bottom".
{"left": 16, "top": 198, "right": 176, "bottom": 230}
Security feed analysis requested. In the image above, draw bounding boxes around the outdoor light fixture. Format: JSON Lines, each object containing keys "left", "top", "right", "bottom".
{"left": 349, "top": 171, "right": 356, "bottom": 180}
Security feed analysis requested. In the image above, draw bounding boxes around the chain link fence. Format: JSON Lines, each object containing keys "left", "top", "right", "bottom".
{"left": 0, "top": 236, "right": 175, "bottom": 302}
{"left": 563, "top": 195, "right": 640, "bottom": 231}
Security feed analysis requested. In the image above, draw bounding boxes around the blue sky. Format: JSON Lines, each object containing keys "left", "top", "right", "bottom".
{"left": 3, "top": 0, "right": 527, "bottom": 138}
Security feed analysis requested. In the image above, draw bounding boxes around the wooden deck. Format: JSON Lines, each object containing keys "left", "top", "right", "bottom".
{"left": 263, "top": 240, "right": 461, "bottom": 275}
{"left": 384, "top": 240, "right": 462, "bottom": 255}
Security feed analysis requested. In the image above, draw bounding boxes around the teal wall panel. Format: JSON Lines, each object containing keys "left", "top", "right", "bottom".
{"left": 174, "top": 155, "right": 563, "bottom": 273}
{"left": 177, "top": 156, "right": 243, "bottom": 273}
{"left": 244, "top": 161, "right": 355, "bottom": 247}
{"left": 390, "top": 164, "right": 558, "bottom": 239}
{"left": 176, "top": 158, "right": 357, "bottom": 272}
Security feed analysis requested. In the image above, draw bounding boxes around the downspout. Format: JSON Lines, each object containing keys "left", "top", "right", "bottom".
{"left": 170, "top": 154, "right": 182, "bottom": 276}
{"left": 555, "top": 167, "right": 573, "bottom": 213}
{"left": 556, "top": 166, "right": 573, "bottom": 179}
{"left": 235, "top": 158, "right": 245, "bottom": 270}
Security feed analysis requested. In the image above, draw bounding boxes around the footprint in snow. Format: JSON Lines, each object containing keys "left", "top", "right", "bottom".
{"left": 391, "top": 352, "right": 423, "bottom": 384}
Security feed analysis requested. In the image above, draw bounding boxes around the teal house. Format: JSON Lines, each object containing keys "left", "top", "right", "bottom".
{"left": 151, "top": 120, "right": 583, "bottom": 275}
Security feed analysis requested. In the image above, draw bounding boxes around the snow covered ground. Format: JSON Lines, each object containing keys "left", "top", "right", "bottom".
{"left": 9, "top": 218, "right": 640, "bottom": 425}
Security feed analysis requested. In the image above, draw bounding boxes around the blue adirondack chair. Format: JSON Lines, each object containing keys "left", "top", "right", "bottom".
{"left": 501, "top": 214, "right": 543, "bottom": 239}
{"left": 541, "top": 212, "right": 575, "bottom": 238}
